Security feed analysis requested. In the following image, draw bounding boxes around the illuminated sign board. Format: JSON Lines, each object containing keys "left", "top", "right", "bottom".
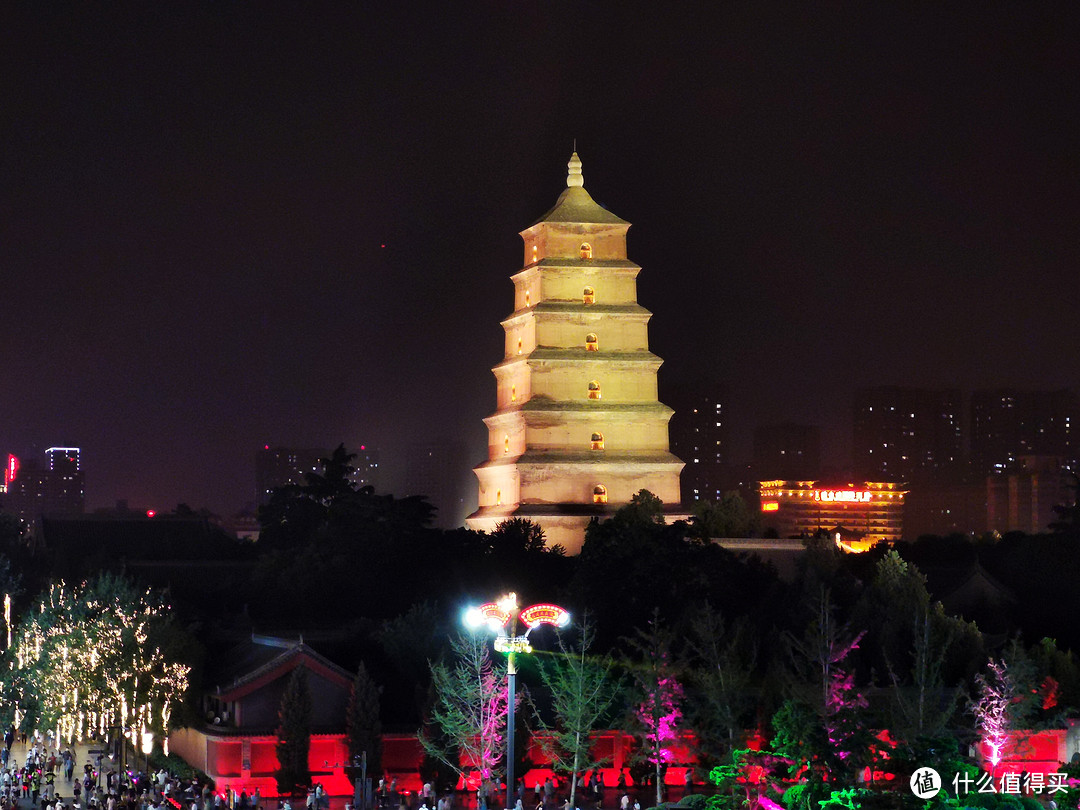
{"left": 494, "top": 636, "right": 533, "bottom": 654}
{"left": 814, "top": 490, "right": 872, "bottom": 503}
{"left": 5, "top": 455, "right": 17, "bottom": 488}
{"left": 519, "top": 604, "right": 571, "bottom": 630}
{"left": 761, "top": 501, "right": 779, "bottom": 512}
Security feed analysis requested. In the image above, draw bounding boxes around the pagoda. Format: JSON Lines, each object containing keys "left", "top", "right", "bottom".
{"left": 466, "top": 152, "right": 685, "bottom": 553}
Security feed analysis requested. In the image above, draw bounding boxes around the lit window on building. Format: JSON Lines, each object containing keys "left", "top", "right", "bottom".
{"left": 593, "top": 485, "right": 607, "bottom": 504}
{"left": 511, "top": 385, "right": 517, "bottom": 402}
{"left": 525, "top": 291, "right": 531, "bottom": 306}
{"left": 585, "top": 333, "right": 598, "bottom": 351}
{"left": 504, "top": 435, "right": 510, "bottom": 454}
{"left": 496, "top": 490, "right": 502, "bottom": 505}
{"left": 591, "top": 432, "right": 604, "bottom": 450}
{"left": 583, "top": 286, "right": 595, "bottom": 304}
{"left": 517, "top": 337, "right": 523, "bottom": 354}
{"left": 588, "top": 381, "right": 601, "bottom": 400}
{"left": 580, "top": 242, "right": 593, "bottom": 259}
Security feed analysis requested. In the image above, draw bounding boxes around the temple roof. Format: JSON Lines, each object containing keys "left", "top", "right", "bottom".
{"left": 530, "top": 151, "right": 629, "bottom": 227}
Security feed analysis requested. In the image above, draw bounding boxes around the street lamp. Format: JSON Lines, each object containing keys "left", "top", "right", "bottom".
{"left": 141, "top": 730, "right": 154, "bottom": 777}
{"left": 463, "top": 593, "right": 570, "bottom": 810}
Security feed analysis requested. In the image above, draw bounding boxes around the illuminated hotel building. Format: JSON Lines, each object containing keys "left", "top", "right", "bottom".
{"left": 466, "top": 152, "right": 684, "bottom": 553}
{"left": 758, "top": 480, "right": 908, "bottom": 550}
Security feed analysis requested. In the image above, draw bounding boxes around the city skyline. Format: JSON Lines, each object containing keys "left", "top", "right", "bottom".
{"left": 3, "top": 5, "right": 1078, "bottom": 515}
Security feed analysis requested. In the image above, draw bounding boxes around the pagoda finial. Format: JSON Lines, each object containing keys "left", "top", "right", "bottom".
{"left": 567, "top": 150, "right": 584, "bottom": 188}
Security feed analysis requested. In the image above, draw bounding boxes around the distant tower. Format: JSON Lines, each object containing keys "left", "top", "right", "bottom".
{"left": 466, "top": 152, "right": 684, "bottom": 552}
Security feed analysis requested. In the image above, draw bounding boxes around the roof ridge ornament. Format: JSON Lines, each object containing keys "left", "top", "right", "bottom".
{"left": 567, "top": 151, "right": 584, "bottom": 188}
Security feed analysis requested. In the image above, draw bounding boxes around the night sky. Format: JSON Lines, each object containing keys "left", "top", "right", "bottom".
{"left": 3, "top": 4, "right": 1078, "bottom": 516}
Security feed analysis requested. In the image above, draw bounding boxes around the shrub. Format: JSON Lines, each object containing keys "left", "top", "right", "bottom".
{"left": 678, "top": 795, "right": 708, "bottom": 810}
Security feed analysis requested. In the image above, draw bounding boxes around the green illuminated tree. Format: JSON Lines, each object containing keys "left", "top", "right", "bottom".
{"left": 533, "top": 618, "right": 624, "bottom": 806}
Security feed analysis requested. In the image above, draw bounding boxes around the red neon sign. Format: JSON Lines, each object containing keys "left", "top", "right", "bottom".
{"left": 519, "top": 604, "right": 570, "bottom": 630}
{"left": 474, "top": 601, "right": 513, "bottom": 628}
{"left": 5, "top": 455, "right": 17, "bottom": 487}
{"left": 815, "top": 490, "right": 872, "bottom": 503}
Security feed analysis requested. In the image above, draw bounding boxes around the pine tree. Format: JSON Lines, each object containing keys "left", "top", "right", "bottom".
{"left": 276, "top": 667, "right": 313, "bottom": 797}
{"left": 347, "top": 663, "right": 383, "bottom": 778}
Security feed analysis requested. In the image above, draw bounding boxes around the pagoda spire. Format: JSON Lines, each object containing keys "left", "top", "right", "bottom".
{"left": 567, "top": 151, "right": 584, "bottom": 188}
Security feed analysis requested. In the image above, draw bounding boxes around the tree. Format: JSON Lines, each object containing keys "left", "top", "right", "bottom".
{"left": 276, "top": 667, "right": 313, "bottom": 796}
{"left": 780, "top": 589, "right": 872, "bottom": 783}
{"left": 346, "top": 663, "right": 382, "bottom": 779}
{"left": 486, "top": 518, "right": 564, "bottom": 557}
{"left": 684, "top": 605, "right": 758, "bottom": 764}
{"left": 4, "top": 574, "right": 190, "bottom": 740}
{"left": 625, "top": 610, "right": 684, "bottom": 806}
{"left": 886, "top": 607, "right": 963, "bottom": 741}
{"left": 689, "top": 492, "right": 760, "bottom": 539}
{"left": 421, "top": 632, "right": 511, "bottom": 784}
{"left": 850, "top": 551, "right": 930, "bottom": 677}
{"left": 533, "top": 618, "right": 624, "bottom": 806}
{"left": 973, "top": 659, "right": 1012, "bottom": 777}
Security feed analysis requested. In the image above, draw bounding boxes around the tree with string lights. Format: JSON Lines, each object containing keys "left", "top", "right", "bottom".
{"left": 2, "top": 573, "right": 189, "bottom": 746}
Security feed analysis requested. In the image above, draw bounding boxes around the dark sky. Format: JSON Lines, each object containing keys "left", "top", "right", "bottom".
{"left": 2, "top": 3, "right": 1078, "bottom": 515}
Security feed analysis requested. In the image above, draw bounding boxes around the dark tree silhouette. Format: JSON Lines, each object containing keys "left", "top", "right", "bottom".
{"left": 276, "top": 667, "right": 313, "bottom": 797}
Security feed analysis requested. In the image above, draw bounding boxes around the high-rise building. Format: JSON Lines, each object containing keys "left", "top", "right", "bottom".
{"left": 668, "top": 389, "right": 728, "bottom": 502}
{"left": 466, "top": 152, "right": 685, "bottom": 552}
{"left": 986, "top": 455, "right": 1072, "bottom": 535}
{"left": 970, "top": 389, "right": 1078, "bottom": 476}
{"left": 852, "top": 387, "right": 963, "bottom": 482}
{"left": 255, "top": 445, "right": 379, "bottom": 507}
{"left": 1, "top": 446, "right": 85, "bottom": 522}
{"left": 406, "top": 441, "right": 474, "bottom": 529}
{"left": 753, "top": 423, "right": 821, "bottom": 481}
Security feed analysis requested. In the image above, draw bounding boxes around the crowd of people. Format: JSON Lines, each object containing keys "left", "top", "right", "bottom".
{"left": 0, "top": 727, "right": 212, "bottom": 810}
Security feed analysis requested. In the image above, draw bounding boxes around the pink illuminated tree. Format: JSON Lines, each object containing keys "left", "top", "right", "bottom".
{"left": 422, "top": 632, "right": 514, "bottom": 784}
{"left": 973, "top": 659, "right": 1013, "bottom": 777}
{"left": 626, "top": 609, "right": 684, "bottom": 806}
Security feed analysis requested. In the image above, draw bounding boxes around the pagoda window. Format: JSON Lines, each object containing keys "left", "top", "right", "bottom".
{"left": 585, "top": 333, "right": 598, "bottom": 352}
{"left": 517, "top": 338, "right": 523, "bottom": 355}
{"left": 504, "top": 435, "right": 510, "bottom": 454}
{"left": 587, "top": 381, "right": 601, "bottom": 400}
{"left": 593, "top": 485, "right": 608, "bottom": 504}
{"left": 580, "top": 243, "right": 593, "bottom": 259}
{"left": 531, "top": 245, "right": 538, "bottom": 263}
{"left": 496, "top": 490, "right": 502, "bottom": 505}
{"left": 511, "top": 385, "right": 517, "bottom": 402}
{"left": 591, "top": 432, "right": 605, "bottom": 451}
{"left": 525, "top": 291, "right": 531, "bottom": 307}
{"left": 583, "top": 286, "right": 595, "bottom": 305}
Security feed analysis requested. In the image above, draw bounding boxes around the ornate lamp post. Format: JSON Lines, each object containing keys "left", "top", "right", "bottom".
{"left": 141, "top": 730, "right": 154, "bottom": 777}
{"left": 464, "top": 593, "right": 570, "bottom": 810}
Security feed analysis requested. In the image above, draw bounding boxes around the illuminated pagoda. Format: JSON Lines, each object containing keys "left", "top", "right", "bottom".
{"left": 466, "top": 152, "right": 684, "bottom": 553}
